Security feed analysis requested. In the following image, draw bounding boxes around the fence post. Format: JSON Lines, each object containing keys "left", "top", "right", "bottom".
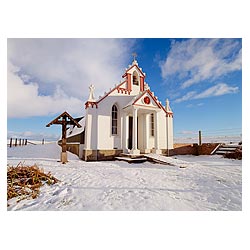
{"left": 25, "top": 139, "right": 27, "bottom": 145}
{"left": 19, "top": 138, "right": 21, "bottom": 146}
{"left": 10, "top": 138, "right": 12, "bottom": 148}
{"left": 15, "top": 138, "right": 17, "bottom": 147}
{"left": 199, "top": 130, "right": 202, "bottom": 146}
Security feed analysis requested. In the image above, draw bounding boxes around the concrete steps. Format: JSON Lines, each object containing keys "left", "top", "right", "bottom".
{"left": 115, "top": 156, "right": 147, "bottom": 163}
{"left": 214, "top": 144, "right": 239, "bottom": 155}
{"left": 115, "top": 153, "right": 147, "bottom": 163}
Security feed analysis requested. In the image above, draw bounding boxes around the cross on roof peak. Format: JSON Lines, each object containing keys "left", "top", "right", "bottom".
{"left": 132, "top": 52, "right": 137, "bottom": 61}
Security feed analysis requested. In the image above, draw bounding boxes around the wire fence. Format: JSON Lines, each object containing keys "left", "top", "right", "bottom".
{"left": 175, "top": 128, "right": 242, "bottom": 144}
{"left": 7, "top": 138, "right": 46, "bottom": 147}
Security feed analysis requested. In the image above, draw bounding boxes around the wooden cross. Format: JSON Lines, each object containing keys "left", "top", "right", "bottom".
{"left": 46, "top": 111, "right": 82, "bottom": 163}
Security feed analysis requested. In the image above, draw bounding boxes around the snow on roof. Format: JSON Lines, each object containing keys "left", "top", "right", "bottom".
{"left": 66, "top": 116, "right": 85, "bottom": 138}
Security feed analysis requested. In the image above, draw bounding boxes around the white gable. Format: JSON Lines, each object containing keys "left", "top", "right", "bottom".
{"left": 126, "top": 65, "right": 144, "bottom": 78}
{"left": 133, "top": 91, "right": 161, "bottom": 109}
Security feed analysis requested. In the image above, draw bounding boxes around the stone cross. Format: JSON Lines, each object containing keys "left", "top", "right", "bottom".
{"left": 88, "top": 84, "right": 96, "bottom": 102}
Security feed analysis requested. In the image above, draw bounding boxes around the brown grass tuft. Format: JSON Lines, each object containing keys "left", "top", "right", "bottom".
{"left": 7, "top": 163, "right": 59, "bottom": 201}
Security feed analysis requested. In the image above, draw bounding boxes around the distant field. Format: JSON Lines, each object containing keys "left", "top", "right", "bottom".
{"left": 174, "top": 135, "right": 242, "bottom": 144}
{"left": 7, "top": 136, "right": 242, "bottom": 146}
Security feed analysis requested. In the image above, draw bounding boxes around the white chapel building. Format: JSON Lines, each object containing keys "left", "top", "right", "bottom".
{"left": 65, "top": 58, "right": 174, "bottom": 161}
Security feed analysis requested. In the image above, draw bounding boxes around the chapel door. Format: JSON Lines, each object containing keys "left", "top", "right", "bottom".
{"left": 128, "top": 116, "right": 133, "bottom": 149}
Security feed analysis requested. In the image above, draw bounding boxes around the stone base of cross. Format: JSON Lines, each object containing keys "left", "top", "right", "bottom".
{"left": 61, "top": 152, "right": 68, "bottom": 164}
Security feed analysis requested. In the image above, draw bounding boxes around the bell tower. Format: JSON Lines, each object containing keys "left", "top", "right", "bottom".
{"left": 122, "top": 53, "right": 146, "bottom": 94}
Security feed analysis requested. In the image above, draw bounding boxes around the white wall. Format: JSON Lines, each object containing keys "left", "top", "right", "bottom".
{"left": 158, "top": 111, "right": 167, "bottom": 149}
{"left": 167, "top": 116, "right": 174, "bottom": 149}
{"left": 95, "top": 94, "right": 134, "bottom": 150}
{"left": 85, "top": 108, "right": 98, "bottom": 150}
{"left": 84, "top": 70, "right": 174, "bottom": 151}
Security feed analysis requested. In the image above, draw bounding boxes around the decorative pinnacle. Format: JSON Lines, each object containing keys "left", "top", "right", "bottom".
{"left": 88, "top": 84, "right": 96, "bottom": 102}
{"left": 165, "top": 99, "right": 172, "bottom": 112}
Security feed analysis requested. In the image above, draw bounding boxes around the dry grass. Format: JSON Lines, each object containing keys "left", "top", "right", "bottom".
{"left": 7, "top": 163, "right": 59, "bottom": 201}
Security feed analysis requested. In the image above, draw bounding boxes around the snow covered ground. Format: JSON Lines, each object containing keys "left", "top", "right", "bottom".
{"left": 7, "top": 143, "right": 242, "bottom": 211}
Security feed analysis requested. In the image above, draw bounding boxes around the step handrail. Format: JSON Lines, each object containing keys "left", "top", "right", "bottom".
{"left": 210, "top": 143, "right": 222, "bottom": 155}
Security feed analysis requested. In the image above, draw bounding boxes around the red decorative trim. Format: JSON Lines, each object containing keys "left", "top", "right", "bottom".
{"left": 127, "top": 73, "right": 131, "bottom": 91}
{"left": 158, "top": 101, "right": 173, "bottom": 116}
{"left": 131, "top": 89, "right": 174, "bottom": 117}
{"left": 85, "top": 101, "right": 98, "bottom": 109}
{"left": 97, "top": 80, "right": 126, "bottom": 104}
{"left": 140, "top": 76, "right": 144, "bottom": 91}
{"left": 122, "top": 64, "right": 145, "bottom": 78}
{"left": 132, "top": 90, "right": 162, "bottom": 110}
{"left": 144, "top": 96, "right": 150, "bottom": 104}
{"left": 117, "top": 87, "right": 131, "bottom": 95}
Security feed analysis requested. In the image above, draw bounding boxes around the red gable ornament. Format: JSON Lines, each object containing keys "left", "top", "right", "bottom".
{"left": 143, "top": 96, "right": 150, "bottom": 105}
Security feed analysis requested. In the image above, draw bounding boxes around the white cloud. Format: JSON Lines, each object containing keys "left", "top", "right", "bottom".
{"left": 7, "top": 61, "right": 84, "bottom": 118}
{"left": 160, "top": 39, "right": 241, "bottom": 89}
{"left": 174, "top": 83, "right": 239, "bottom": 103}
{"left": 174, "top": 91, "right": 196, "bottom": 103}
{"left": 194, "top": 83, "right": 238, "bottom": 99}
{"left": 8, "top": 38, "right": 134, "bottom": 118}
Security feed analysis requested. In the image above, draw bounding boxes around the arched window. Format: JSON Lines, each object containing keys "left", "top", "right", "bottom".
{"left": 133, "top": 71, "right": 139, "bottom": 85}
{"left": 150, "top": 113, "right": 154, "bottom": 136}
{"left": 112, "top": 105, "right": 118, "bottom": 135}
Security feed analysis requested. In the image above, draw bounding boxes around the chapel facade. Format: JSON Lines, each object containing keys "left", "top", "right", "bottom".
{"left": 65, "top": 58, "right": 173, "bottom": 161}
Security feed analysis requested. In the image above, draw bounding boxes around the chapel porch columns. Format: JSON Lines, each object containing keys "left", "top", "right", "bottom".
{"left": 131, "top": 107, "right": 140, "bottom": 155}
{"left": 152, "top": 110, "right": 162, "bottom": 154}
{"left": 122, "top": 113, "right": 129, "bottom": 153}
{"left": 144, "top": 113, "right": 151, "bottom": 154}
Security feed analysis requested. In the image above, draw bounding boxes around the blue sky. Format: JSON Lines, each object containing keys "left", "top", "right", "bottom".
{"left": 7, "top": 38, "right": 242, "bottom": 141}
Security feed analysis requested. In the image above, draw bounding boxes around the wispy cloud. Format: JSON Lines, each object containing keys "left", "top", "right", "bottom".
{"left": 186, "top": 103, "right": 204, "bottom": 108}
{"left": 8, "top": 38, "right": 134, "bottom": 118}
{"left": 174, "top": 83, "right": 239, "bottom": 103}
{"left": 174, "top": 91, "right": 196, "bottom": 103}
{"left": 160, "top": 38, "right": 241, "bottom": 89}
{"left": 194, "top": 83, "right": 238, "bottom": 99}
